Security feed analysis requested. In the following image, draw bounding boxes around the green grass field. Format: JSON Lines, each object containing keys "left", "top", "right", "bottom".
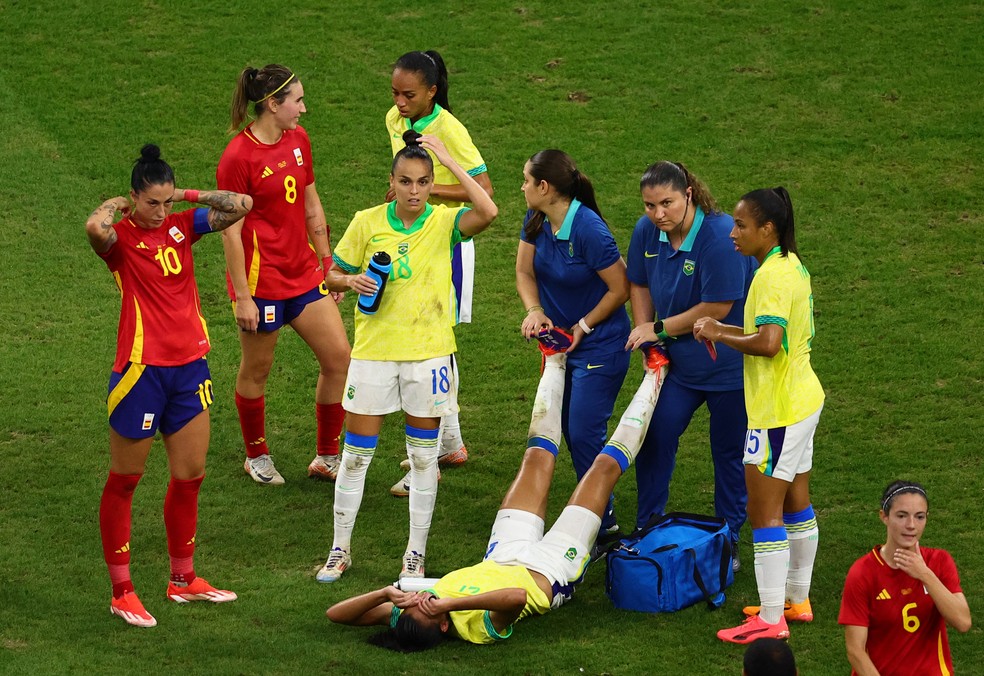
{"left": 1, "top": 0, "right": 981, "bottom": 673}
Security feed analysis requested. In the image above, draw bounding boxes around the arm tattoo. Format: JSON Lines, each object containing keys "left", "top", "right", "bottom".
{"left": 205, "top": 192, "right": 250, "bottom": 232}
{"left": 200, "top": 190, "right": 237, "bottom": 213}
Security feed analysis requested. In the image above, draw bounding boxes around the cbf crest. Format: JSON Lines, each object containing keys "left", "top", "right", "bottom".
{"left": 346, "top": 385, "right": 356, "bottom": 400}
{"left": 683, "top": 259, "right": 696, "bottom": 276}
{"left": 398, "top": 241, "right": 409, "bottom": 256}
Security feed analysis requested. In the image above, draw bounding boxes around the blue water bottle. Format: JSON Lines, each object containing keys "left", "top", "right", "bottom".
{"left": 358, "top": 251, "right": 392, "bottom": 315}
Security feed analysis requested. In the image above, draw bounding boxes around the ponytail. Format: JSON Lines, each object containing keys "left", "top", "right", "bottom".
{"left": 523, "top": 149, "right": 605, "bottom": 240}
{"left": 394, "top": 50, "right": 452, "bottom": 113}
{"left": 739, "top": 187, "right": 798, "bottom": 258}
{"left": 228, "top": 64, "right": 296, "bottom": 133}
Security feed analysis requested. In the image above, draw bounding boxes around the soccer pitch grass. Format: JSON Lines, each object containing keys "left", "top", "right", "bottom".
{"left": 1, "top": 1, "right": 981, "bottom": 673}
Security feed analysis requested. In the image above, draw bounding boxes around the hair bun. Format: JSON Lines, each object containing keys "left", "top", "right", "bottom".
{"left": 139, "top": 143, "right": 162, "bottom": 163}
{"left": 402, "top": 130, "right": 422, "bottom": 146}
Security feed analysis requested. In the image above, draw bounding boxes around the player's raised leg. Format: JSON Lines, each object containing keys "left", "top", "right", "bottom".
{"left": 569, "top": 346, "right": 669, "bottom": 518}
{"left": 496, "top": 352, "right": 568, "bottom": 518}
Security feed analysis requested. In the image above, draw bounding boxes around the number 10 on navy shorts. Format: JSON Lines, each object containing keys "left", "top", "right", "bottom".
{"left": 107, "top": 358, "right": 213, "bottom": 439}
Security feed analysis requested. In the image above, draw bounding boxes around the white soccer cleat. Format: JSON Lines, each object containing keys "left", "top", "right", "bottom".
{"left": 401, "top": 550, "right": 426, "bottom": 578}
{"left": 308, "top": 454, "right": 341, "bottom": 481}
{"left": 244, "top": 454, "right": 285, "bottom": 485}
{"left": 389, "top": 467, "right": 442, "bottom": 497}
{"left": 317, "top": 547, "right": 352, "bottom": 583}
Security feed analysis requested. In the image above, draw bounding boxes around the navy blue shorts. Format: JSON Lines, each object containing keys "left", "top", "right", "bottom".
{"left": 107, "top": 358, "right": 213, "bottom": 438}
{"left": 244, "top": 282, "right": 330, "bottom": 332}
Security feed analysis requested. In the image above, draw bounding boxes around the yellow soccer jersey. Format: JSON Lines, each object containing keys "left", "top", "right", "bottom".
{"left": 430, "top": 560, "right": 551, "bottom": 644}
{"left": 333, "top": 202, "right": 468, "bottom": 361}
{"left": 743, "top": 248, "right": 825, "bottom": 428}
{"left": 386, "top": 104, "right": 487, "bottom": 208}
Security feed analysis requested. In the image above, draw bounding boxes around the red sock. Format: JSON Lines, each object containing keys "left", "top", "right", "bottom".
{"left": 99, "top": 471, "right": 142, "bottom": 598}
{"left": 316, "top": 402, "right": 344, "bottom": 456}
{"left": 236, "top": 392, "right": 269, "bottom": 458}
{"left": 164, "top": 475, "right": 203, "bottom": 585}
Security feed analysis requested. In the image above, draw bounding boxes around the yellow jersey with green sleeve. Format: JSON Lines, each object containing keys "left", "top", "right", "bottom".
{"left": 743, "top": 248, "right": 824, "bottom": 428}
{"left": 332, "top": 202, "right": 469, "bottom": 361}
{"left": 428, "top": 560, "right": 551, "bottom": 644}
{"left": 386, "top": 104, "right": 487, "bottom": 208}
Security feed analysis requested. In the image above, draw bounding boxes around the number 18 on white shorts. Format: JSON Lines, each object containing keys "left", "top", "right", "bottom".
{"left": 342, "top": 355, "right": 458, "bottom": 418}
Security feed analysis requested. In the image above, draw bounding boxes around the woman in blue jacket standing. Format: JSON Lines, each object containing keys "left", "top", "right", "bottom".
{"left": 517, "top": 149, "right": 631, "bottom": 543}
{"left": 625, "top": 161, "right": 754, "bottom": 568}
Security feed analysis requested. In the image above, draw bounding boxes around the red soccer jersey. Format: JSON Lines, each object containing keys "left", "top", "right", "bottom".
{"left": 216, "top": 124, "right": 321, "bottom": 300}
{"left": 100, "top": 209, "right": 210, "bottom": 371}
{"left": 839, "top": 546, "right": 962, "bottom": 676}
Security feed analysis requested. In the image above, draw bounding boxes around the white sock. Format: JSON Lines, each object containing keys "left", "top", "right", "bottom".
{"left": 785, "top": 525, "right": 819, "bottom": 603}
{"left": 439, "top": 412, "right": 463, "bottom": 455}
{"left": 601, "top": 372, "right": 661, "bottom": 469}
{"left": 331, "top": 436, "right": 377, "bottom": 551}
{"left": 753, "top": 535, "right": 790, "bottom": 625}
{"left": 528, "top": 354, "right": 566, "bottom": 447}
{"left": 406, "top": 427, "right": 440, "bottom": 555}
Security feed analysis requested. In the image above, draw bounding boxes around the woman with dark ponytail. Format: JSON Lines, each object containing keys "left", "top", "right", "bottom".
{"left": 385, "top": 50, "right": 494, "bottom": 495}
{"left": 516, "top": 149, "right": 630, "bottom": 548}
{"left": 694, "top": 188, "right": 825, "bottom": 644}
{"left": 218, "top": 64, "right": 351, "bottom": 487}
{"left": 839, "top": 481, "right": 971, "bottom": 674}
{"left": 87, "top": 144, "right": 252, "bottom": 627}
{"left": 624, "top": 160, "right": 754, "bottom": 568}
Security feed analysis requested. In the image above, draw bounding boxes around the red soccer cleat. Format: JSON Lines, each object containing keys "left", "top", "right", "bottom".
{"left": 717, "top": 614, "right": 790, "bottom": 644}
{"left": 166, "top": 577, "right": 237, "bottom": 604}
{"left": 110, "top": 590, "right": 157, "bottom": 628}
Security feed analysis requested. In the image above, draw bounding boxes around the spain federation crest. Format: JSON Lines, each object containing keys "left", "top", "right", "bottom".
{"left": 683, "top": 259, "right": 696, "bottom": 276}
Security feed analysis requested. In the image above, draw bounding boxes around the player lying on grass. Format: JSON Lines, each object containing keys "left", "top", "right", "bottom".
{"left": 326, "top": 343, "right": 669, "bottom": 648}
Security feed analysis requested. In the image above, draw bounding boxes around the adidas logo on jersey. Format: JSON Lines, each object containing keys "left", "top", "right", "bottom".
{"left": 261, "top": 166, "right": 273, "bottom": 178}
{"left": 876, "top": 589, "right": 891, "bottom": 600}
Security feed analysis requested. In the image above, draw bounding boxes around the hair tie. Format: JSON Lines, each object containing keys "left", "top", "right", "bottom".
{"left": 882, "top": 485, "right": 927, "bottom": 513}
{"left": 255, "top": 72, "right": 295, "bottom": 104}
{"left": 422, "top": 51, "right": 437, "bottom": 67}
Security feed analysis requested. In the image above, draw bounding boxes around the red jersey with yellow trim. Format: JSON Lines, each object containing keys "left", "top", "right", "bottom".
{"left": 839, "top": 546, "right": 961, "bottom": 676}
{"left": 217, "top": 124, "right": 321, "bottom": 300}
{"left": 99, "top": 209, "right": 210, "bottom": 372}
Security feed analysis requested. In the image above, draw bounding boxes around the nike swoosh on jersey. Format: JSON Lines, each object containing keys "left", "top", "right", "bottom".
{"left": 370, "top": 235, "right": 385, "bottom": 243}
{"left": 586, "top": 364, "right": 604, "bottom": 370}
{"left": 644, "top": 251, "right": 658, "bottom": 258}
